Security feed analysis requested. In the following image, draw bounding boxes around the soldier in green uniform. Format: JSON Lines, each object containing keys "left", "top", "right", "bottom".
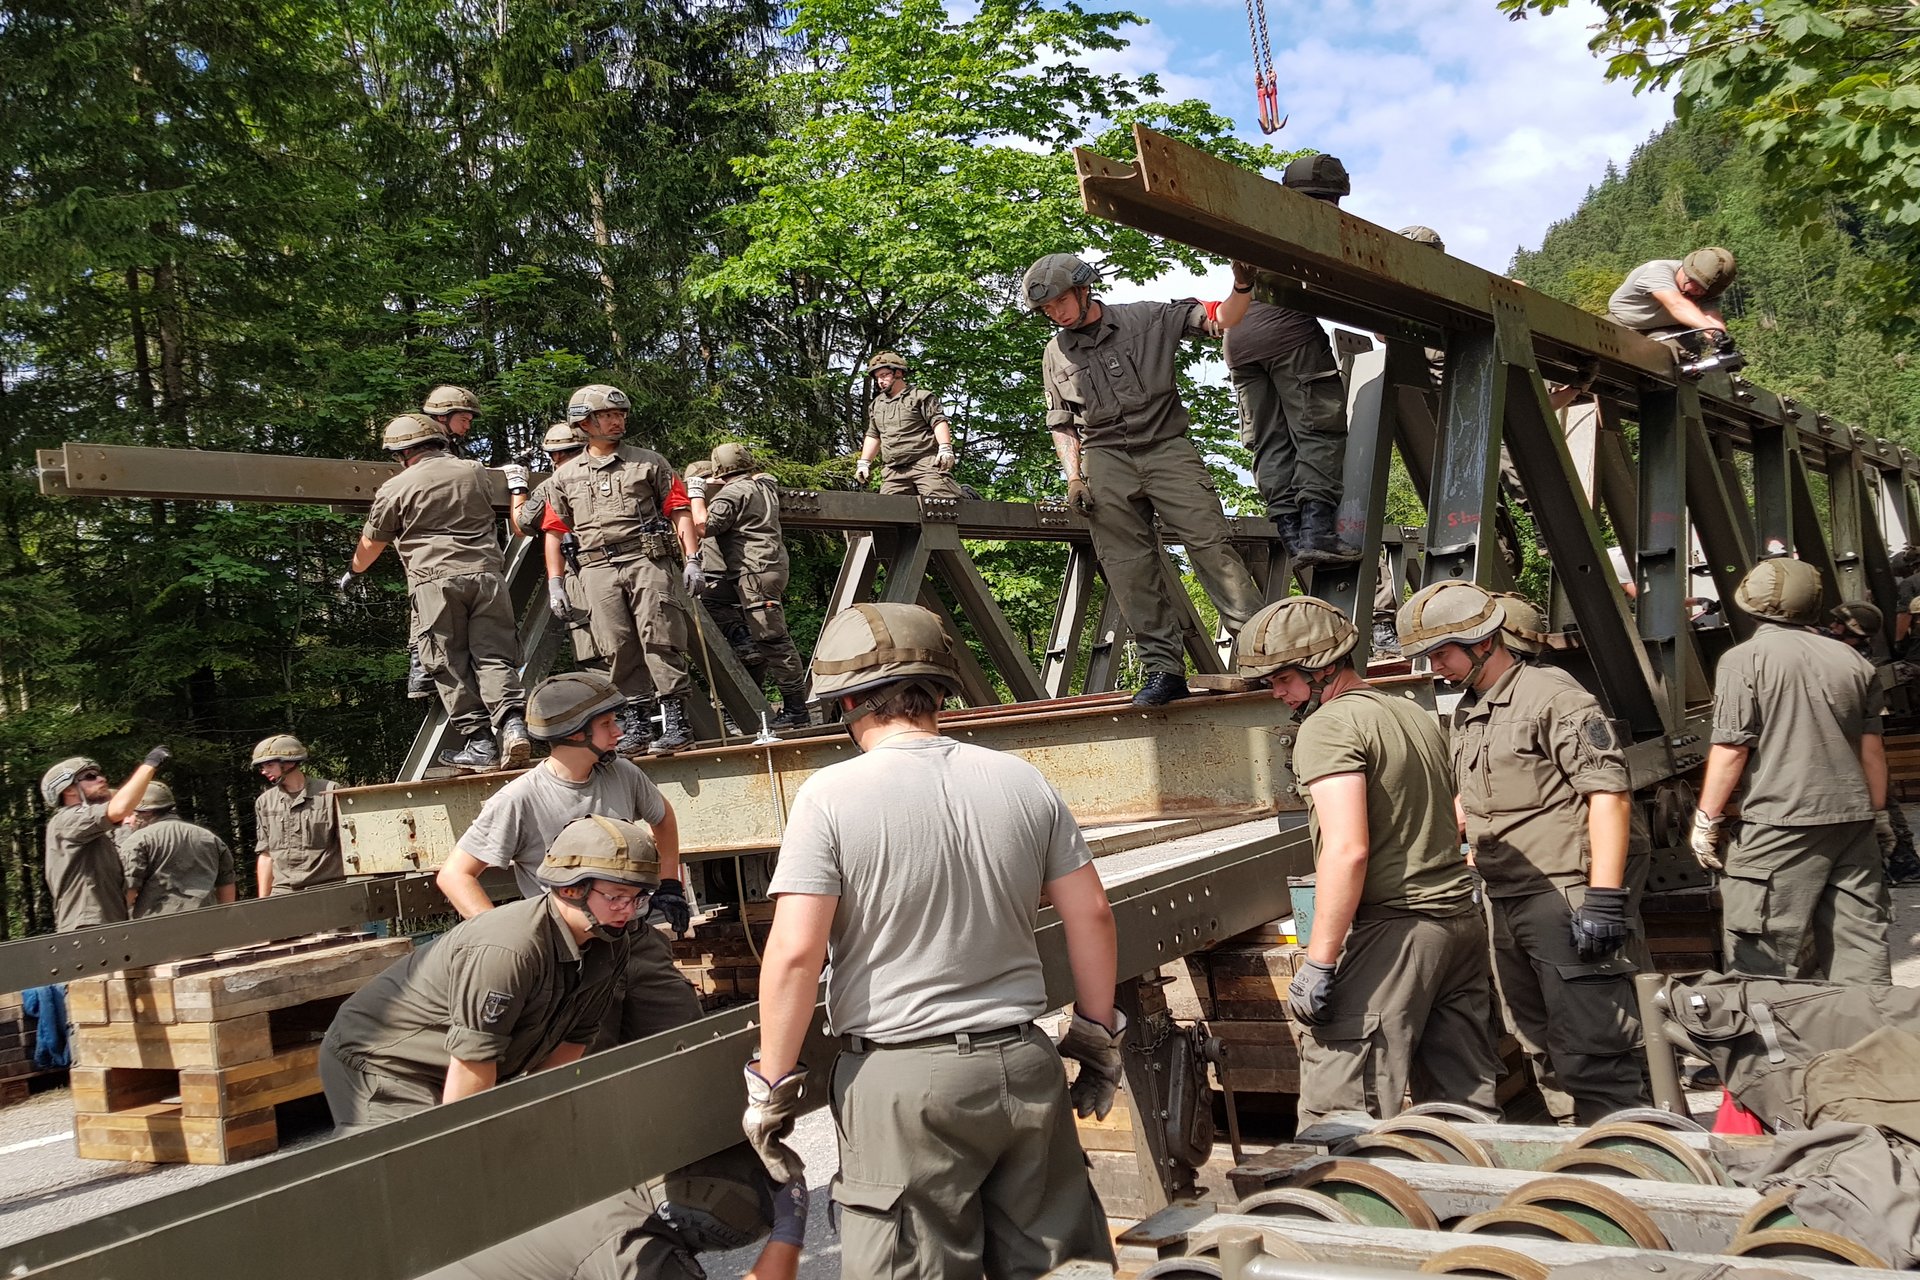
{"left": 747, "top": 603, "right": 1121, "bottom": 1280}
{"left": 680, "top": 458, "right": 758, "bottom": 686}
{"left": 345, "top": 413, "right": 530, "bottom": 771}
{"left": 1691, "top": 559, "right": 1892, "bottom": 985}
{"left": 40, "top": 747, "right": 168, "bottom": 931}
{"left": 403, "top": 385, "right": 487, "bottom": 698}
{"left": 1228, "top": 154, "right": 1358, "bottom": 567}
{"left": 1233, "top": 598, "right": 1500, "bottom": 1126}
{"left": 691, "top": 444, "right": 809, "bottom": 729}
{"left": 1027, "top": 252, "right": 1268, "bottom": 707}
{"left": 1398, "top": 582, "right": 1649, "bottom": 1123}
{"left": 1826, "top": 601, "right": 1920, "bottom": 885}
{"left": 513, "top": 420, "right": 604, "bottom": 673}
{"left": 856, "top": 352, "right": 963, "bottom": 499}
{"left": 321, "top": 814, "right": 655, "bottom": 1135}
{"left": 546, "top": 384, "right": 700, "bottom": 756}
{"left": 121, "top": 782, "right": 237, "bottom": 917}
{"left": 251, "top": 734, "right": 345, "bottom": 896}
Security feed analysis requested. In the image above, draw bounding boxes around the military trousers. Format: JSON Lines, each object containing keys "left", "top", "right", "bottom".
{"left": 1081, "top": 436, "right": 1266, "bottom": 676}
{"left": 594, "top": 925, "right": 705, "bottom": 1052}
{"left": 738, "top": 569, "right": 805, "bottom": 692}
{"left": 319, "top": 1040, "right": 440, "bottom": 1137}
{"left": 1228, "top": 335, "right": 1347, "bottom": 522}
{"left": 698, "top": 574, "right": 756, "bottom": 668}
{"left": 1722, "top": 818, "right": 1891, "bottom": 986}
{"left": 421, "top": 1192, "right": 704, "bottom": 1280}
{"left": 829, "top": 1023, "right": 1114, "bottom": 1280}
{"left": 560, "top": 568, "right": 605, "bottom": 667}
{"left": 880, "top": 455, "right": 964, "bottom": 499}
{"left": 580, "top": 554, "right": 693, "bottom": 701}
{"left": 1297, "top": 906, "right": 1502, "bottom": 1128}
{"left": 1488, "top": 885, "right": 1650, "bottom": 1124}
{"left": 411, "top": 573, "right": 527, "bottom": 737}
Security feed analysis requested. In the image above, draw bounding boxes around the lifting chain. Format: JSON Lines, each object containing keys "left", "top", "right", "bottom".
{"left": 1244, "top": 0, "right": 1284, "bottom": 133}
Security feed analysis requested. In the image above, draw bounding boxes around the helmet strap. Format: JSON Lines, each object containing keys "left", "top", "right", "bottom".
{"left": 1068, "top": 286, "right": 1095, "bottom": 329}
{"left": 561, "top": 883, "right": 627, "bottom": 943}
{"left": 1440, "top": 638, "right": 1498, "bottom": 691}
{"left": 1289, "top": 666, "right": 1343, "bottom": 720}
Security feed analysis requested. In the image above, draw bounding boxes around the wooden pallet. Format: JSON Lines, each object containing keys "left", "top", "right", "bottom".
{"left": 66, "top": 933, "right": 410, "bottom": 1164}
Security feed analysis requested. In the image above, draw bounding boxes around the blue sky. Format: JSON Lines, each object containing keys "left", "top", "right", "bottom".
{"left": 1086, "top": 0, "right": 1677, "bottom": 297}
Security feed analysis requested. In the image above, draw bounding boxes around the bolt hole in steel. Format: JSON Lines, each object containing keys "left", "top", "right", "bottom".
{"left": 1724, "top": 1227, "right": 1893, "bottom": 1269}
{"left": 1416, "top": 1245, "right": 1553, "bottom": 1280}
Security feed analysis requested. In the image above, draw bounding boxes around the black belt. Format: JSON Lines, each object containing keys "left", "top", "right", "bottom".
{"left": 579, "top": 539, "right": 666, "bottom": 566}
{"left": 841, "top": 1022, "right": 1033, "bottom": 1055}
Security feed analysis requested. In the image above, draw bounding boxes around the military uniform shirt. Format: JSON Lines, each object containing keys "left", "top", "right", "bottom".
{"left": 702, "top": 475, "right": 789, "bottom": 580}
{"left": 1711, "top": 621, "right": 1882, "bottom": 825}
{"left": 768, "top": 737, "right": 1091, "bottom": 1042}
{"left": 122, "top": 816, "right": 237, "bottom": 916}
{"left": 44, "top": 802, "right": 129, "bottom": 930}
{"left": 865, "top": 385, "right": 950, "bottom": 467}
{"left": 457, "top": 758, "right": 668, "bottom": 899}
{"left": 1221, "top": 298, "right": 1323, "bottom": 366}
{"left": 1041, "top": 300, "right": 1211, "bottom": 452}
{"left": 1451, "top": 663, "right": 1636, "bottom": 898}
{"left": 363, "top": 452, "right": 506, "bottom": 585}
{"left": 1294, "top": 686, "right": 1474, "bottom": 913}
{"left": 546, "top": 445, "right": 681, "bottom": 553}
{"left": 515, "top": 476, "right": 565, "bottom": 539}
{"left": 325, "top": 894, "right": 625, "bottom": 1087}
{"left": 254, "top": 778, "right": 345, "bottom": 893}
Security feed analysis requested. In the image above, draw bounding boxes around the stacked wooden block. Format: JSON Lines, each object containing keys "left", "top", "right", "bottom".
{"left": 670, "top": 906, "right": 772, "bottom": 1011}
{"left": 0, "top": 989, "right": 56, "bottom": 1106}
{"left": 66, "top": 933, "right": 411, "bottom": 1164}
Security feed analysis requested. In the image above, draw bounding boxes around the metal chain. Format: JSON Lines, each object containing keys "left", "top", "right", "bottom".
{"left": 1246, "top": 0, "right": 1274, "bottom": 77}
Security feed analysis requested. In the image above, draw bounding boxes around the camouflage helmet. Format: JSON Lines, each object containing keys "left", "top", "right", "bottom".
{"left": 1235, "top": 598, "right": 1358, "bottom": 678}
{"left": 537, "top": 815, "right": 661, "bottom": 891}
{"left": 1733, "top": 557, "right": 1824, "bottom": 624}
{"left": 1282, "top": 154, "right": 1350, "bottom": 199}
{"left": 682, "top": 459, "right": 716, "bottom": 481}
{"left": 1831, "top": 600, "right": 1884, "bottom": 640}
{"left": 1398, "top": 225, "right": 1446, "bottom": 252}
{"left": 866, "top": 351, "right": 908, "bottom": 374}
{"left": 40, "top": 756, "right": 102, "bottom": 808}
{"left": 541, "top": 421, "right": 587, "bottom": 454}
{"left": 711, "top": 443, "right": 755, "bottom": 477}
{"left": 567, "top": 383, "right": 632, "bottom": 423}
{"left": 1021, "top": 253, "right": 1099, "bottom": 310}
{"left": 134, "top": 781, "right": 176, "bottom": 813}
{"left": 810, "top": 603, "right": 963, "bottom": 713}
{"left": 421, "top": 385, "right": 479, "bottom": 417}
{"left": 250, "top": 734, "right": 309, "bottom": 767}
{"left": 1493, "top": 592, "right": 1551, "bottom": 657}
{"left": 526, "top": 670, "right": 624, "bottom": 742}
{"left": 381, "top": 413, "right": 447, "bottom": 453}
{"left": 1396, "top": 581, "right": 1505, "bottom": 658}
{"left": 1681, "top": 247, "right": 1737, "bottom": 296}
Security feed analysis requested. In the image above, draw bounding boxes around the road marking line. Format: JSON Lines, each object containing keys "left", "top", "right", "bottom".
{"left": 0, "top": 1131, "right": 73, "bottom": 1156}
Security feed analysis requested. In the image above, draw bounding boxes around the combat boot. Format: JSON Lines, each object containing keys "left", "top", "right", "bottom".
{"left": 1132, "top": 671, "right": 1190, "bottom": 707}
{"left": 1272, "top": 511, "right": 1303, "bottom": 558}
{"left": 406, "top": 644, "right": 434, "bottom": 699}
{"left": 438, "top": 732, "right": 500, "bottom": 771}
{"left": 499, "top": 712, "right": 532, "bottom": 769}
{"left": 651, "top": 697, "right": 694, "bottom": 754}
{"left": 771, "top": 684, "right": 811, "bottom": 730}
{"left": 616, "top": 699, "right": 653, "bottom": 757}
{"left": 1294, "top": 499, "right": 1360, "bottom": 569}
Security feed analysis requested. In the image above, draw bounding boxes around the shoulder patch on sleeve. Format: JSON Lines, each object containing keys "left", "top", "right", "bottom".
{"left": 481, "top": 991, "right": 512, "bottom": 1025}
{"left": 1581, "top": 716, "right": 1623, "bottom": 751}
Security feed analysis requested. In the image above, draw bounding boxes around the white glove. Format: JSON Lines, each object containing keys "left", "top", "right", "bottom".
{"left": 682, "top": 558, "right": 706, "bottom": 595}
{"left": 1057, "top": 1007, "right": 1128, "bottom": 1119}
{"left": 854, "top": 458, "right": 873, "bottom": 486}
{"left": 1690, "top": 809, "right": 1726, "bottom": 873}
{"left": 501, "top": 464, "right": 530, "bottom": 495}
{"left": 547, "top": 576, "right": 571, "bottom": 624}
{"left": 935, "top": 445, "right": 956, "bottom": 472}
{"left": 685, "top": 475, "right": 706, "bottom": 502}
{"left": 1876, "top": 809, "right": 1897, "bottom": 859}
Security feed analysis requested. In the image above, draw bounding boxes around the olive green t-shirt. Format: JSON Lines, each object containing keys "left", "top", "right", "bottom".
{"left": 1293, "top": 685, "right": 1474, "bottom": 913}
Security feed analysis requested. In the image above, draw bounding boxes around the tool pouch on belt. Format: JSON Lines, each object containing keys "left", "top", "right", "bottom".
{"left": 636, "top": 520, "right": 678, "bottom": 560}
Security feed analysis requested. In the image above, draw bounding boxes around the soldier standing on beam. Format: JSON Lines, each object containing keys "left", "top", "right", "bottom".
{"left": 855, "top": 352, "right": 964, "bottom": 499}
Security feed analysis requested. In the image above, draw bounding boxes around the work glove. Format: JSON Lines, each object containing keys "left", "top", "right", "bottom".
{"left": 1067, "top": 477, "right": 1095, "bottom": 515}
{"left": 935, "top": 445, "right": 956, "bottom": 473}
{"left": 742, "top": 1061, "right": 808, "bottom": 1185}
{"left": 1877, "top": 810, "right": 1898, "bottom": 859}
{"left": 143, "top": 745, "right": 172, "bottom": 770}
{"left": 1287, "top": 959, "right": 1336, "bottom": 1027}
{"left": 1689, "top": 809, "right": 1726, "bottom": 873}
{"left": 651, "top": 878, "right": 691, "bottom": 936}
{"left": 854, "top": 458, "right": 873, "bottom": 486}
{"left": 547, "top": 576, "right": 572, "bottom": 625}
{"left": 1569, "top": 887, "right": 1631, "bottom": 963}
{"left": 500, "top": 464, "right": 530, "bottom": 496}
{"left": 685, "top": 475, "right": 707, "bottom": 502}
{"left": 1057, "top": 1006, "right": 1128, "bottom": 1120}
{"left": 1230, "top": 259, "right": 1256, "bottom": 291}
{"left": 335, "top": 568, "right": 361, "bottom": 595}
{"left": 770, "top": 1179, "right": 809, "bottom": 1248}
{"left": 682, "top": 558, "right": 706, "bottom": 596}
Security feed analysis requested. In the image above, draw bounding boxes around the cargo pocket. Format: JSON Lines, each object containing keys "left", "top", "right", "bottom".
{"left": 831, "top": 1177, "right": 905, "bottom": 1276}
{"left": 644, "top": 593, "right": 691, "bottom": 655}
{"left": 1300, "top": 368, "right": 1348, "bottom": 435}
{"left": 1550, "top": 961, "right": 1643, "bottom": 1053}
{"left": 1300, "top": 1012, "right": 1383, "bottom": 1117}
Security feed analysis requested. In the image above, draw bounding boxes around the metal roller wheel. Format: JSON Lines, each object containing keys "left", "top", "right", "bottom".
{"left": 1187, "top": 1226, "right": 1317, "bottom": 1262}
{"left": 1417, "top": 1245, "right": 1554, "bottom": 1279}
{"left": 1372, "top": 1115, "right": 1497, "bottom": 1167}
{"left": 1595, "top": 1106, "right": 1707, "bottom": 1134}
{"left": 1142, "top": 1258, "right": 1224, "bottom": 1280}
{"left": 1566, "top": 1120, "right": 1724, "bottom": 1185}
{"left": 1451, "top": 1205, "right": 1602, "bottom": 1245}
{"left": 1281, "top": 1157, "right": 1441, "bottom": 1231}
{"left": 1734, "top": 1190, "right": 1802, "bottom": 1236}
{"left": 1537, "top": 1147, "right": 1664, "bottom": 1181}
{"left": 1500, "top": 1175, "right": 1672, "bottom": 1250}
{"left": 1234, "top": 1188, "right": 1366, "bottom": 1225}
{"left": 1402, "top": 1101, "right": 1503, "bottom": 1125}
{"left": 1725, "top": 1227, "right": 1893, "bottom": 1268}
{"left": 1332, "top": 1132, "right": 1450, "bottom": 1164}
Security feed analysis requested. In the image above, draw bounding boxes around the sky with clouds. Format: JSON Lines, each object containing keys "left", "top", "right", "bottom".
{"left": 1087, "top": 0, "right": 1677, "bottom": 300}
